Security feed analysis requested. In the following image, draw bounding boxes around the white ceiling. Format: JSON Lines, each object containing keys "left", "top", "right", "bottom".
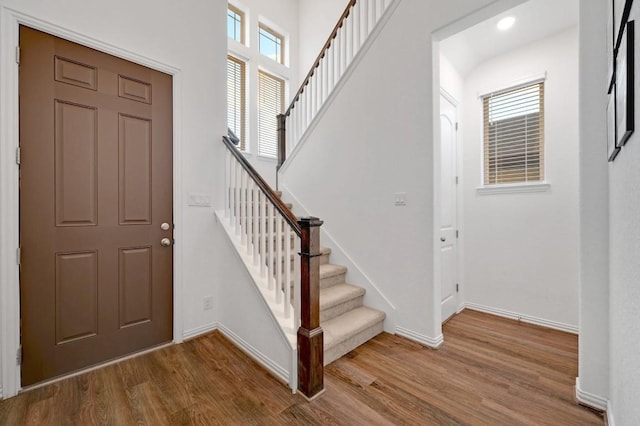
{"left": 439, "top": 0, "right": 579, "bottom": 76}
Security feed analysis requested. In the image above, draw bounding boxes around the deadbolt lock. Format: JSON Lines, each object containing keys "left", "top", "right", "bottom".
{"left": 161, "top": 222, "right": 171, "bottom": 231}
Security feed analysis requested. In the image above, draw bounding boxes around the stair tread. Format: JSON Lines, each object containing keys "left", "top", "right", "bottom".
{"left": 322, "top": 306, "right": 386, "bottom": 349}
{"left": 320, "top": 263, "right": 347, "bottom": 279}
{"left": 320, "top": 283, "right": 365, "bottom": 310}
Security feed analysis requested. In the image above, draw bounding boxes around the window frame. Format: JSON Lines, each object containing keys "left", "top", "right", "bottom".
{"left": 258, "top": 23, "right": 284, "bottom": 65}
{"left": 479, "top": 78, "right": 547, "bottom": 191}
{"left": 227, "top": 4, "right": 245, "bottom": 45}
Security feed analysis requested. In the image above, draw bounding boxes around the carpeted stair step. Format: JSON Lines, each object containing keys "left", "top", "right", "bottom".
{"left": 320, "top": 264, "right": 348, "bottom": 288}
{"left": 320, "top": 283, "right": 365, "bottom": 322}
{"left": 322, "top": 306, "right": 386, "bottom": 365}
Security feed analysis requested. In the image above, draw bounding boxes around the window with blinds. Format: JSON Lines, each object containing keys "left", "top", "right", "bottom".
{"left": 258, "top": 70, "right": 284, "bottom": 158}
{"left": 483, "top": 82, "right": 544, "bottom": 184}
{"left": 227, "top": 55, "right": 246, "bottom": 150}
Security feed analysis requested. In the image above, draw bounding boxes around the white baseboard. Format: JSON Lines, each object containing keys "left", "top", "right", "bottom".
{"left": 183, "top": 322, "right": 219, "bottom": 341}
{"left": 575, "top": 377, "right": 608, "bottom": 411}
{"left": 463, "top": 303, "right": 579, "bottom": 334}
{"left": 396, "top": 327, "right": 444, "bottom": 349}
{"left": 606, "top": 400, "right": 615, "bottom": 426}
{"left": 217, "top": 323, "right": 290, "bottom": 385}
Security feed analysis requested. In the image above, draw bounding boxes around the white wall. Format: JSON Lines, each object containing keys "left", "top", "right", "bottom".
{"left": 297, "top": 0, "right": 347, "bottom": 82}
{"left": 228, "top": 0, "right": 300, "bottom": 188}
{"left": 577, "top": 0, "right": 610, "bottom": 407}
{"left": 0, "top": 0, "right": 292, "bottom": 397}
{"left": 459, "top": 28, "right": 580, "bottom": 330}
{"left": 281, "top": 0, "right": 500, "bottom": 345}
{"left": 608, "top": 0, "right": 640, "bottom": 422}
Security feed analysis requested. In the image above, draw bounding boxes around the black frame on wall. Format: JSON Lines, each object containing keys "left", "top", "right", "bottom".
{"left": 607, "top": 0, "right": 635, "bottom": 162}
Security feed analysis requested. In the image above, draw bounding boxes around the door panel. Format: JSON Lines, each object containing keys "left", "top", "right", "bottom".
{"left": 440, "top": 94, "right": 459, "bottom": 322}
{"left": 19, "top": 26, "right": 174, "bottom": 386}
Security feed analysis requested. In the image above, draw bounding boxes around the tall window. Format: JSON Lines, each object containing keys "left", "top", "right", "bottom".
{"left": 483, "top": 82, "right": 545, "bottom": 184}
{"left": 227, "top": 55, "right": 246, "bottom": 150}
{"left": 258, "top": 24, "right": 284, "bottom": 64}
{"left": 258, "top": 70, "right": 284, "bottom": 157}
{"left": 227, "top": 5, "right": 244, "bottom": 43}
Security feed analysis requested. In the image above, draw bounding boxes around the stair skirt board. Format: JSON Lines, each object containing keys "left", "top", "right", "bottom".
{"left": 462, "top": 303, "right": 579, "bottom": 334}
{"left": 217, "top": 323, "right": 292, "bottom": 387}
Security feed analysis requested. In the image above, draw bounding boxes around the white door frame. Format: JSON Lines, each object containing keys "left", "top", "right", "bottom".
{"left": 0, "top": 7, "right": 185, "bottom": 398}
{"left": 438, "top": 89, "right": 463, "bottom": 321}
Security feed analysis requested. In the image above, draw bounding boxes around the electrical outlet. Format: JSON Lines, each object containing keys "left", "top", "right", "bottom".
{"left": 203, "top": 296, "right": 213, "bottom": 311}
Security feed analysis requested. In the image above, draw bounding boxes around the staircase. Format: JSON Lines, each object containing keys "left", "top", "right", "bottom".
{"left": 278, "top": 192, "right": 386, "bottom": 365}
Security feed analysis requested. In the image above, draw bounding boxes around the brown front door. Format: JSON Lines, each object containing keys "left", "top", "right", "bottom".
{"left": 19, "top": 26, "right": 174, "bottom": 386}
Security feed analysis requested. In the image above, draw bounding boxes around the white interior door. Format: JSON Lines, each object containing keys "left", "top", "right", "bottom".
{"left": 440, "top": 93, "right": 459, "bottom": 322}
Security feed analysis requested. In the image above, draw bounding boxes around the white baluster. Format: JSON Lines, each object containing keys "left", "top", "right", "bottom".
{"left": 240, "top": 170, "right": 247, "bottom": 245}
{"left": 268, "top": 202, "right": 275, "bottom": 290}
{"left": 235, "top": 161, "right": 241, "bottom": 234}
{"left": 327, "top": 42, "right": 334, "bottom": 95}
{"left": 376, "top": 0, "right": 383, "bottom": 23}
{"left": 310, "top": 73, "right": 317, "bottom": 119}
{"left": 353, "top": 1, "right": 361, "bottom": 50}
{"left": 371, "top": 0, "right": 377, "bottom": 28}
{"left": 284, "top": 225, "right": 291, "bottom": 318}
{"left": 246, "top": 179, "right": 253, "bottom": 254}
{"left": 346, "top": 15, "right": 353, "bottom": 68}
{"left": 322, "top": 55, "right": 329, "bottom": 102}
{"left": 225, "top": 151, "right": 230, "bottom": 219}
{"left": 260, "top": 191, "right": 267, "bottom": 277}
{"left": 293, "top": 235, "right": 301, "bottom": 329}
{"left": 361, "top": 0, "right": 369, "bottom": 40}
{"left": 229, "top": 157, "right": 235, "bottom": 225}
{"left": 275, "top": 213, "right": 283, "bottom": 304}
{"left": 253, "top": 184, "right": 259, "bottom": 264}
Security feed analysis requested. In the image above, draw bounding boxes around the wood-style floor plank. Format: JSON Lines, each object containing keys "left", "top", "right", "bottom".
{"left": 0, "top": 310, "right": 604, "bottom": 425}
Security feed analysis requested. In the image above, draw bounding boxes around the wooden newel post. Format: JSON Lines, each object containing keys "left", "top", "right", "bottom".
{"left": 277, "top": 113, "right": 287, "bottom": 171}
{"left": 297, "top": 216, "right": 324, "bottom": 400}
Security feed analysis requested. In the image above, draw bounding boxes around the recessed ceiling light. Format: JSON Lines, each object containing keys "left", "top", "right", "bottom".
{"left": 497, "top": 16, "right": 516, "bottom": 31}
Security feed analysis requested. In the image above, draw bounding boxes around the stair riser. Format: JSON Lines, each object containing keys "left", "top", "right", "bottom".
{"left": 321, "top": 295, "right": 364, "bottom": 323}
{"left": 324, "top": 321, "right": 384, "bottom": 365}
{"left": 320, "top": 272, "right": 346, "bottom": 289}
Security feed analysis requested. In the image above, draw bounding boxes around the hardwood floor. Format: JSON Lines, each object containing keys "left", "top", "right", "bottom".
{"left": 0, "top": 310, "right": 603, "bottom": 425}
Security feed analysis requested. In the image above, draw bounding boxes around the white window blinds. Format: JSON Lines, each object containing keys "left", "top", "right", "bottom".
{"left": 258, "top": 70, "right": 284, "bottom": 158}
{"left": 227, "top": 55, "right": 246, "bottom": 150}
{"left": 483, "top": 82, "right": 544, "bottom": 184}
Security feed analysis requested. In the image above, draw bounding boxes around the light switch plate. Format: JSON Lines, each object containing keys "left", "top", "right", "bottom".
{"left": 394, "top": 192, "right": 407, "bottom": 206}
{"left": 189, "top": 193, "right": 212, "bottom": 207}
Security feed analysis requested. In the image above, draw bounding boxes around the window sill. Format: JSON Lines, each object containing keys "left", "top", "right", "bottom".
{"left": 476, "top": 182, "right": 550, "bottom": 195}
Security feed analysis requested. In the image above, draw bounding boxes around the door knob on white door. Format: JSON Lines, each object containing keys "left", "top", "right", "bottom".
{"left": 440, "top": 237, "right": 446, "bottom": 242}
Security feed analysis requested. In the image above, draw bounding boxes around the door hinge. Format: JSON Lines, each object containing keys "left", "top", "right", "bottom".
{"left": 455, "top": 176, "right": 459, "bottom": 184}
{"left": 16, "top": 147, "right": 21, "bottom": 165}
{"left": 456, "top": 230, "right": 459, "bottom": 238}
{"left": 456, "top": 283, "right": 459, "bottom": 293}
{"left": 16, "top": 346, "right": 22, "bottom": 365}
{"left": 15, "top": 46, "right": 20, "bottom": 65}
{"left": 455, "top": 122, "right": 459, "bottom": 131}
{"left": 16, "top": 247, "right": 21, "bottom": 266}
